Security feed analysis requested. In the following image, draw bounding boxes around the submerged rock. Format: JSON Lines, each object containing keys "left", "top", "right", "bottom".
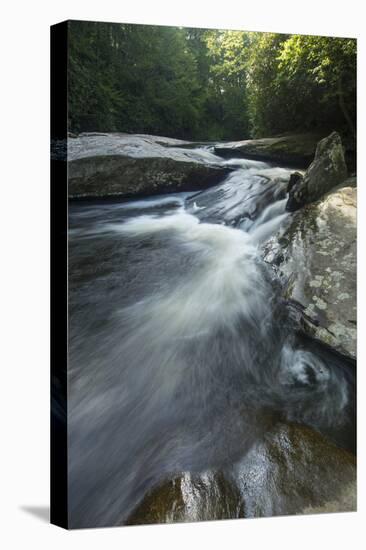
{"left": 233, "top": 423, "right": 356, "bottom": 518}
{"left": 286, "top": 132, "right": 348, "bottom": 211}
{"left": 126, "top": 471, "right": 243, "bottom": 525}
{"left": 214, "top": 133, "right": 324, "bottom": 168}
{"left": 126, "top": 422, "right": 356, "bottom": 525}
{"left": 185, "top": 163, "right": 291, "bottom": 226}
{"left": 263, "top": 184, "right": 356, "bottom": 359}
{"left": 68, "top": 132, "right": 231, "bottom": 199}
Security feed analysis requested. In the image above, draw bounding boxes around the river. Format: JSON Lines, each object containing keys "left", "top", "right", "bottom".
{"left": 68, "top": 146, "right": 355, "bottom": 528}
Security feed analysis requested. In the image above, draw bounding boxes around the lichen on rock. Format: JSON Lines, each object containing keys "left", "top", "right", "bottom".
{"left": 263, "top": 185, "right": 356, "bottom": 359}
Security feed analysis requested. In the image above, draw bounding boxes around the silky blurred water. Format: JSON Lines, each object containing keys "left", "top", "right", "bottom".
{"left": 67, "top": 151, "right": 355, "bottom": 528}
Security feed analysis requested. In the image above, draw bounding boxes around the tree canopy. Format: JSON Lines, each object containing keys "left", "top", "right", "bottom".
{"left": 68, "top": 21, "right": 356, "bottom": 142}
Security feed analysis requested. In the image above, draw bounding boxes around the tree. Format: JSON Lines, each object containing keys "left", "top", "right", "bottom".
{"left": 245, "top": 33, "right": 356, "bottom": 139}
{"left": 67, "top": 22, "right": 356, "bottom": 144}
{"left": 203, "top": 30, "right": 250, "bottom": 139}
{"left": 278, "top": 35, "right": 356, "bottom": 138}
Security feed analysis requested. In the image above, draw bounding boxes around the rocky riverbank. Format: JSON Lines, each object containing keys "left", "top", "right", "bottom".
{"left": 262, "top": 132, "right": 356, "bottom": 360}
{"left": 66, "top": 132, "right": 322, "bottom": 200}
{"left": 213, "top": 132, "right": 355, "bottom": 172}
{"left": 213, "top": 133, "right": 324, "bottom": 167}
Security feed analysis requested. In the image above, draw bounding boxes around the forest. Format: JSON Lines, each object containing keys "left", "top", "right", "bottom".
{"left": 68, "top": 21, "right": 356, "bottom": 142}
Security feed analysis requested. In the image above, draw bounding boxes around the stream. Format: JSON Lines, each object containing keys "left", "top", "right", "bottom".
{"left": 68, "top": 145, "right": 355, "bottom": 528}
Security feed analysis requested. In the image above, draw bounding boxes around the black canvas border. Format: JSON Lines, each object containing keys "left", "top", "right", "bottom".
{"left": 50, "top": 20, "right": 69, "bottom": 529}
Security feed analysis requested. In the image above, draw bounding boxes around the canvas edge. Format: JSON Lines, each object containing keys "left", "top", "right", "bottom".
{"left": 50, "top": 20, "right": 69, "bottom": 530}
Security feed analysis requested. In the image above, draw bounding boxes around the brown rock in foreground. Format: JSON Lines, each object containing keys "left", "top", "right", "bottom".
{"left": 233, "top": 423, "right": 356, "bottom": 518}
{"left": 126, "top": 423, "right": 356, "bottom": 525}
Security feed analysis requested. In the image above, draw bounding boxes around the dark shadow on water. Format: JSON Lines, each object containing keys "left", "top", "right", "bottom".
{"left": 20, "top": 506, "right": 49, "bottom": 523}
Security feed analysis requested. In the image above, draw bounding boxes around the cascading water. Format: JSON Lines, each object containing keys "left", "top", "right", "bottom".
{"left": 68, "top": 146, "right": 355, "bottom": 528}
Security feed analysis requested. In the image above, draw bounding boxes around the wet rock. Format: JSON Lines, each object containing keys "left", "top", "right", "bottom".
{"left": 126, "top": 423, "right": 356, "bottom": 525}
{"left": 126, "top": 471, "right": 243, "bottom": 525}
{"left": 233, "top": 422, "right": 356, "bottom": 518}
{"left": 68, "top": 155, "right": 231, "bottom": 199}
{"left": 214, "top": 133, "right": 324, "bottom": 168}
{"left": 286, "top": 132, "right": 348, "bottom": 211}
{"left": 185, "top": 161, "right": 292, "bottom": 227}
{"left": 263, "top": 185, "right": 356, "bottom": 359}
{"left": 287, "top": 171, "right": 303, "bottom": 193}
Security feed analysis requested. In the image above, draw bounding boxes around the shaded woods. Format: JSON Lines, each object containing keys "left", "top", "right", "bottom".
{"left": 68, "top": 21, "right": 356, "bottom": 142}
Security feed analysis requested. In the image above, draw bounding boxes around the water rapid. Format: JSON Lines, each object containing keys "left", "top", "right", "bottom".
{"left": 68, "top": 147, "right": 355, "bottom": 527}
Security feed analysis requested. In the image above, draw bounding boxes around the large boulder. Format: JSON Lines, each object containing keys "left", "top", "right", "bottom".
{"left": 68, "top": 155, "right": 231, "bottom": 199}
{"left": 263, "top": 184, "right": 356, "bottom": 359}
{"left": 126, "top": 423, "right": 356, "bottom": 524}
{"left": 214, "top": 133, "right": 324, "bottom": 168}
{"left": 286, "top": 132, "right": 348, "bottom": 211}
{"left": 68, "top": 132, "right": 232, "bottom": 199}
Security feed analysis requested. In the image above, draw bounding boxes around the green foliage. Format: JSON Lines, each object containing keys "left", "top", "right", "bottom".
{"left": 246, "top": 33, "right": 356, "bottom": 138}
{"left": 69, "top": 22, "right": 203, "bottom": 137}
{"left": 279, "top": 35, "right": 356, "bottom": 137}
{"left": 202, "top": 30, "right": 250, "bottom": 139}
{"left": 68, "top": 22, "right": 356, "bottom": 142}
{"left": 245, "top": 32, "right": 289, "bottom": 136}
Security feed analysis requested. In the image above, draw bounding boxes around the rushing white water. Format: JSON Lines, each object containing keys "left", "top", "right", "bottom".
{"left": 249, "top": 212, "right": 288, "bottom": 245}
{"left": 116, "top": 210, "right": 268, "bottom": 330}
{"left": 184, "top": 159, "right": 292, "bottom": 228}
{"left": 67, "top": 146, "right": 354, "bottom": 528}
